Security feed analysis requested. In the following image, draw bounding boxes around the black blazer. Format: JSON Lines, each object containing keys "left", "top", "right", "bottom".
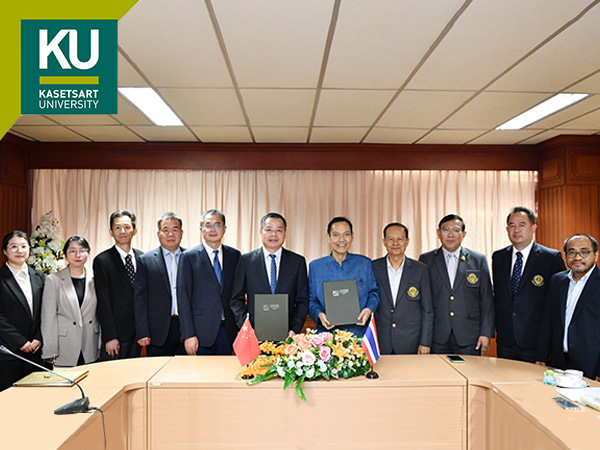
{"left": 419, "top": 247, "right": 494, "bottom": 347}
{"left": 93, "top": 246, "right": 143, "bottom": 344}
{"left": 372, "top": 256, "right": 433, "bottom": 354}
{"left": 492, "top": 242, "right": 565, "bottom": 350}
{"left": 537, "top": 265, "right": 600, "bottom": 379}
{"left": 177, "top": 244, "right": 240, "bottom": 347}
{"left": 0, "top": 264, "right": 45, "bottom": 361}
{"left": 134, "top": 246, "right": 185, "bottom": 347}
{"left": 230, "top": 247, "right": 309, "bottom": 334}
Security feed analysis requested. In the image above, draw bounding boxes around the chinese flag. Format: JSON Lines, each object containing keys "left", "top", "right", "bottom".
{"left": 233, "top": 317, "right": 261, "bottom": 366}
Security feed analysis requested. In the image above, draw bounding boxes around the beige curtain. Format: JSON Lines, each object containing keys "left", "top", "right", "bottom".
{"left": 31, "top": 169, "right": 536, "bottom": 264}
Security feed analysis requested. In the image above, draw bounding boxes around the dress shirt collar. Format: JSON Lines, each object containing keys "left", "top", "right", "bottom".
{"left": 161, "top": 246, "right": 182, "bottom": 259}
{"left": 203, "top": 242, "right": 222, "bottom": 262}
{"left": 512, "top": 240, "right": 534, "bottom": 260}
{"left": 567, "top": 264, "right": 596, "bottom": 285}
{"left": 262, "top": 246, "right": 283, "bottom": 260}
{"left": 6, "top": 262, "right": 29, "bottom": 280}
{"left": 386, "top": 254, "right": 405, "bottom": 273}
{"left": 442, "top": 247, "right": 461, "bottom": 260}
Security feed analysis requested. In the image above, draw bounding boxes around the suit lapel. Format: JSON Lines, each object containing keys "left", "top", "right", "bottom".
{"left": 559, "top": 275, "right": 570, "bottom": 329}
{"left": 571, "top": 265, "right": 599, "bottom": 322}
{"left": 453, "top": 248, "right": 468, "bottom": 290}
{"left": 1, "top": 265, "right": 33, "bottom": 319}
{"left": 375, "top": 258, "right": 394, "bottom": 306}
{"left": 395, "top": 257, "right": 412, "bottom": 303}
{"left": 109, "top": 246, "right": 131, "bottom": 285}
{"left": 200, "top": 245, "right": 221, "bottom": 291}
{"left": 252, "top": 248, "right": 271, "bottom": 291}
{"left": 501, "top": 246, "right": 512, "bottom": 290}
{"left": 152, "top": 248, "right": 171, "bottom": 293}
{"left": 80, "top": 270, "right": 95, "bottom": 318}
{"left": 59, "top": 269, "right": 82, "bottom": 323}
{"left": 518, "top": 243, "right": 538, "bottom": 292}
{"left": 433, "top": 249, "right": 452, "bottom": 291}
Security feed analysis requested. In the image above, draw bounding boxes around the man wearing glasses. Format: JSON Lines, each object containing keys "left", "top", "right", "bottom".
{"left": 536, "top": 234, "right": 600, "bottom": 381}
{"left": 177, "top": 210, "right": 240, "bottom": 355}
{"left": 419, "top": 214, "right": 494, "bottom": 356}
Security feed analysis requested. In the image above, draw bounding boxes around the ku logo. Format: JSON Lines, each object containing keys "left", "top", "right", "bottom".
{"left": 39, "top": 29, "right": 99, "bottom": 70}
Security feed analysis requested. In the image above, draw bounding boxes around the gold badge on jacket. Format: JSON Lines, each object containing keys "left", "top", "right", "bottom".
{"left": 531, "top": 275, "right": 545, "bottom": 287}
{"left": 466, "top": 273, "right": 479, "bottom": 284}
{"left": 407, "top": 286, "right": 419, "bottom": 298}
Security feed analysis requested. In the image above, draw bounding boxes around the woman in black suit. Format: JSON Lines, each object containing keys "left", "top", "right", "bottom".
{"left": 0, "top": 230, "right": 45, "bottom": 391}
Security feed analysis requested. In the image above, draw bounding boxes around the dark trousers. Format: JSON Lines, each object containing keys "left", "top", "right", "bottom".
{"left": 0, "top": 352, "right": 42, "bottom": 391}
{"left": 497, "top": 343, "right": 537, "bottom": 364}
{"left": 196, "top": 325, "right": 232, "bottom": 356}
{"left": 431, "top": 331, "right": 480, "bottom": 356}
{"left": 100, "top": 338, "right": 141, "bottom": 361}
{"left": 146, "top": 316, "right": 185, "bottom": 357}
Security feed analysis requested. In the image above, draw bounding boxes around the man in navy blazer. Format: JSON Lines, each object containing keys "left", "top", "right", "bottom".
{"left": 177, "top": 210, "right": 240, "bottom": 355}
{"left": 231, "top": 213, "right": 308, "bottom": 336}
{"left": 373, "top": 223, "right": 433, "bottom": 355}
{"left": 94, "top": 210, "right": 143, "bottom": 360}
{"left": 0, "top": 231, "right": 45, "bottom": 391}
{"left": 492, "top": 207, "right": 565, "bottom": 363}
{"left": 134, "top": 212, "right": 186, "bottom": 356}
{"left": 419, "top": 214, "right": 494, "bottom": 356}
{"left": 537, "top": 234, "right": 600, "bottom": 380}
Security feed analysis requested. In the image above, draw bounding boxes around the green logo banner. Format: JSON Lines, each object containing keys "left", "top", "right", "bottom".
{"left": 21, "top": 20, "right": 117, "bottom": 115}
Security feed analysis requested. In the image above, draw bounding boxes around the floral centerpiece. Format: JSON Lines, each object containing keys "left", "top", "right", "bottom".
{"left": 27, "top": 211, "right": 64, "bottom": 275}
{"left": 237, "top": 329, "right": 371, "bottom": 402}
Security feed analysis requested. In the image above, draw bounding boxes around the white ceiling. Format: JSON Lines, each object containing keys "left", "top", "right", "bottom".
{"left": 9, "top": 0, "right": 600, "bottom": 145}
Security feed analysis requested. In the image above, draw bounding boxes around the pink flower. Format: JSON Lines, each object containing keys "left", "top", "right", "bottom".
{"left": 297, "top": 339, "right": 310, "bottom": 351}
{"left": 320, "top": 332, "right": 333, "bottom": 342}
{"left": 285, "top": 344, "right": 298, "bottom": 356}
{"left": 310, "top": 334, "right": 325, "bottom": 347}
{"left": 302, "top": 350, "right": 316, "bottom": 366}
{"left": 319, "top": 346, "right": 331, "bottom": 362}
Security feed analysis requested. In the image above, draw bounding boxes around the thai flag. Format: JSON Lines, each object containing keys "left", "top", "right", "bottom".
{"left": 361, "top": 315, "right": 380, "bottom": 366}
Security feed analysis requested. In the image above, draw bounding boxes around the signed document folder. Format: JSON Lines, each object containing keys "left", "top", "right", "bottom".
{"left": 13, "top": 369, "right": 89, "bottom": 387}
{"left": 254, "top": 294, "right": 289, "bottom": 341}
{"left": 323, "top": 279, "right": 360, "bottom": 326}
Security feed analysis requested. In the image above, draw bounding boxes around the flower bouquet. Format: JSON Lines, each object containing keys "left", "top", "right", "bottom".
{"left": 28, "top": 211, "right": 64, "bottom": 275}
{"left": 237, "top": 329, "right": 371, "bottom": 402}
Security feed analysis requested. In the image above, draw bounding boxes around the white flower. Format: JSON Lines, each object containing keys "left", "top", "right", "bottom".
{"left": 287, "top": 361, "right": 295, "bottom": 369}
{"left": 277, "top": 367, "right": 285, "bottom": 377}
{"left": 306, "top": 368, "right": 315, "bottom": 379}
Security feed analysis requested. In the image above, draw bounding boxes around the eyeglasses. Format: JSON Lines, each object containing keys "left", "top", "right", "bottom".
{"left": 7, "top": 245, "right": 29, "bottom": 252}
{"left": 202, "top": 223, "right": 223, "bottom": 231}
{"left": 565, "top": 249, "right": 593, "bottom": 258}
{"left": 67, "top": 249, "right": 89, "bottom": 256}
{"left": 441, "top": 227, "right": 462, "bottom": 235}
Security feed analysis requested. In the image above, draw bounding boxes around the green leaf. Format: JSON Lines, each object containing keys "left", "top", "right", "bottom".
{"left": 295, "top": 374, "right": 307, "bottom": 402}
{"left": 283, "top": 370, "right": 295, "bottom": 391}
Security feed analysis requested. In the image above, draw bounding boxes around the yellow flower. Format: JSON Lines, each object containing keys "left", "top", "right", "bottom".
{"left": 332, "top": 341, "right": 348, "bottom": 359}
{"left": 259, "top": 341, "right": 277, "bottom": 355}
{"left": 335, "top": 330, "right": 354, "bottom": 342}
{"left": 351, "top": 341, "right": 364, "bottom": 356}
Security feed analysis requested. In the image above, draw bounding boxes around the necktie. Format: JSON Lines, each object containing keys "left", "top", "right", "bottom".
{"left": 213, "top": 250, "right": 222, "bottom": 286}
{"left": 125, "top": 254, "right": 135, "bottom": 284}
{"left": 269, "top": 254, "right": 277, "bottom": 294}
{"left": 511, "top": 251, "right": 523, "bottom": 296}
{"left": 447, "top": 254, "right": 457, "bottom": 289}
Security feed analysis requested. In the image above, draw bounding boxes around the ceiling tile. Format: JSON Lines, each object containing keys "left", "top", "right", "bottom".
{"left": 519, "top": 129, "right": 597, "bottom": 144}
{"left": 160, "top": 88, "right": 246, "bottom": 126}
{"left": 378, "top": 90, "right": 474, "bottom": 128}
{"left": 556, "top": 108, "right": 600, "bottom": 130}
{"left": 324, "top": 0, "right": 464, "bottom": 89}
{"left": 314, "top": 90, "right": 395, "bottom": 126}
{"left": 68, "top": 126, "right": 145, "bottom": 142}
{"left": 252, "top": 127, "right": 308, "bottom": 143}
{"left": 442, "top": 92, "right": 549, "bottom": 129}
{"left": 118, "top": 53, "right": 147, "bottom": 87}
{"left": 13, "top": 115, "right": 55, "bottom": 125}
{"left": 310, "top": 127, "right": 369, "bottom": 143}
{"left": 468, "top": 129, "right": 541, "bottom": 145}
{"left": 417, "top": 129, "right": 485, "bottom": 144}
{"left": 190, "top": 126, "right": 252, "bottom": 143}
{"left": 212, "top": 0, "right": 333, "bottom": 88}
{"left": 10, "top": 126, "right": 90, "bottom": 142}
{"left": 364, "top": 128, "right": 428, "bottom": 144}
{"left": 128, "top": 125, "right": 198, "bottom": 141}
{"left": 408, "top": 0, "right": 593, "bottom": 90}
{"left": 119, "top": 0, "right": 233, "bottom": 87}
{"left": 44, "top": 114, "right": 120, "bottom": 126}
{"left": 112, "top": 96, "right": 153, "bottom": 126}
{"left": 241, "top": 89, "right": 315, "bottom": 126}
{"left": 489, "top": 6, "right": 600, "bottom": 92}
{"left": 566, "top": 70, "right": 600, "bottom": 94}
{"left": 527, "top": 94, "right": 600, "bottom": 129}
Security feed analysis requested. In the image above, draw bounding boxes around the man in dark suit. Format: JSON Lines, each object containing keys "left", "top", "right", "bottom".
{"left": 537, "top": 234, "right": 600, "bottom": 381}
{"left": 177, "top": 209, "right": 240, "bottom": 355}
{"left": 0, "top": 231, "right": 45, "bottom": 391}
{"left": 492, "top": 207, "right": 565, "bottom": 363}
{"left": 134, "top": 212, "right": 185, "bottom": 356}
{"left": 419, "top": 214, "right": 494, "bottom": 356}
{"left": 231, "top": 213, "right": 308, "bottom": 337}
{"left": 94, "top": 209, "right": 143, "bottom": 360}
{"left": 373, "top": 223, "right": 433, "bottom": 355}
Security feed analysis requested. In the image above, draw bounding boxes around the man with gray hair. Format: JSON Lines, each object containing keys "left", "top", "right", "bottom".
{"left": 177, "top": 209, "right": 240, "bottom": 355}
{"left": 134, "top": 212, "right": 185, "bottom": 356}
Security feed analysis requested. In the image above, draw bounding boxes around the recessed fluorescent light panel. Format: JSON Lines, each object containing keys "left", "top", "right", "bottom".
{"left": 118, "top": 87, "right": 183, "bottom": 126}
{"left": 496, "top": 93, "right": 589, "bottom": 130}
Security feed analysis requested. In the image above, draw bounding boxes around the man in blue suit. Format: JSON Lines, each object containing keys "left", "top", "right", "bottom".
{"left": 492, "top": 207, "right": 565, "bottom": 363}
{"left": 177, "top": 210, "right": 240, "bottom": 355}
{"left": 537, "top": 234, "right": 600, "bottom": 381}
{"left": 419, "top": 214, "right": 494, "bottom": 356}
{"left": 231, "top": 213, "right": 308, "bottom": 337}
{"left": 373, "top": 223, "right": 433, "bottom": 355}
{"left": 134, "top": 212, "right": 185, "bottom": 356}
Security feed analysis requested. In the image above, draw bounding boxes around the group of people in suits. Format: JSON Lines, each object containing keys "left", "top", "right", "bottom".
{"left": 1, "top": 205, "right": 599, "bottom": 392}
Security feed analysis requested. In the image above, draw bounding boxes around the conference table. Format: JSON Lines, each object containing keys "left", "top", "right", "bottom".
{"left": 1, "top": 355, "right": 598, "bottom": 449}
